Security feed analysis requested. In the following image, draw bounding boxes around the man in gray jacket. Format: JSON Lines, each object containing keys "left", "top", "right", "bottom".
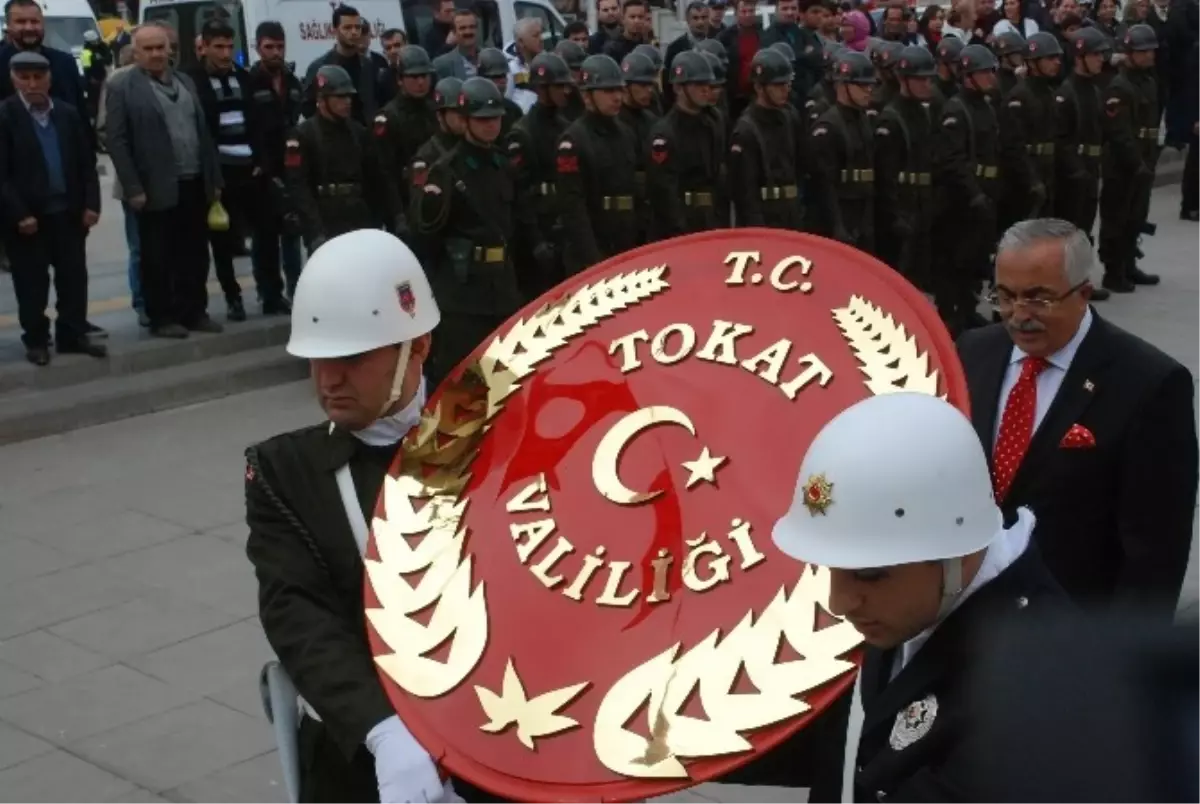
{"left": 106, "top": 23, "right": 223, "bottom": 338}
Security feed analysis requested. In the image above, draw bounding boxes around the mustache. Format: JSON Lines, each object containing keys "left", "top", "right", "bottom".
{"left": 1006, "top": 317, "right": 1048, "bottom": 334}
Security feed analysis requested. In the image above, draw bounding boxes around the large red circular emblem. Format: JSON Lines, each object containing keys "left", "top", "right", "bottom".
{"left": 365, "top": 230, "right": 968, "bottom": 801}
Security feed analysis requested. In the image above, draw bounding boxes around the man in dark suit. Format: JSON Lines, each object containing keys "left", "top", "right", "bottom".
{"left": 0, "top": 0, "right": 93, "bottom": 148}
{"left": 301, "top": 5, "right": 377, "bottom": 124}
{"left": 0, "top": 51, "right": 102, "bottom": 365}
{"left": 431, "top": 9, "right": 481, "bottom": 80}
{"left": 958, "top": 218, "right": 1198, "bottom": 616}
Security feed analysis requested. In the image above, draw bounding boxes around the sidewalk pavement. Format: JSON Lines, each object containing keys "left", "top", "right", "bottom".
{"left": 0, "top": 187, "right": 1193, "bottom": 802}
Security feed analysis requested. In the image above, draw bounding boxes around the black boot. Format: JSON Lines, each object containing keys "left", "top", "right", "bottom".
{"left": 227, "top": 297, "right": 247, "bottom": 322}
{"left": 1102, "top": 264, "right": 1135, "bottom": 293}
{"left": 1090, "top": 286, "right": 1111, "bottom": 302}
{"left": 1128, "top": 265, "right": 1160, "bottom": 285}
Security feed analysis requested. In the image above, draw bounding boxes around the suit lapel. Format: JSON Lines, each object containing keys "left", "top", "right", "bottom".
{"left": 1008, "top": 312, "right": 1111, "bottom": 500}
{"left": 969, "top": 327, "right": 1012, "bottom": 468}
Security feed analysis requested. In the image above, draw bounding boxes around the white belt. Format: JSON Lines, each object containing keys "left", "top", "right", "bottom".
{"left": 841, "top": 671, "right": 865, "bottom": 803}
{"left": 299, "top": 455, "right": 371, "bottom": 724}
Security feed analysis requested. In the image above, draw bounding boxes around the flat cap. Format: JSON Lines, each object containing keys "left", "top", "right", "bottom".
{"left": 10, "top": 51, "right": 50, "bottom": 71}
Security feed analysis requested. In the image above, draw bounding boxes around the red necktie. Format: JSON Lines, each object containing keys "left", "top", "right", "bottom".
{"left": 992, "top": 356, "right": 1049, "bottom": 502}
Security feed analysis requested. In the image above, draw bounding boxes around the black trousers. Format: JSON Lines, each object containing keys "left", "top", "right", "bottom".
{"left": 249, "top": 174, "right": 290, "bottom": 306}
{"left": 209, "top": 166, "right": 253, "bottom": 303}
{"left": 1183, "top": 133, "right": 1198, "bottom": 214}
{"left": 1098, "top": 166, "right": 1154, "bottom": 278}
{"left": 5, "top": 211, "right": 88, "bottom": 348}
{"left": 1056, "top": 170, "right": 1100, "bottom": 238}
{"left": 139, "top": 178, "right": 210, "bottom": 327}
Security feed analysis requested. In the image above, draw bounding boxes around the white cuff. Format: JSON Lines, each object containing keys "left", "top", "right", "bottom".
{"left": 365, "top": 714, "right": 408, "bottom": 756}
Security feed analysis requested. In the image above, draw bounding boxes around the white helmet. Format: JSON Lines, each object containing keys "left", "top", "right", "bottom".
{"left": 288, "top": 230, "right": 440, "bottom": 359}
{"left": 773, "top": 392, "right": 1001, "bottom": 571}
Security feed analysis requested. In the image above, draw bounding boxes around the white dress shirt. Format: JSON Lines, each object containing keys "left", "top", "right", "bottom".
{"left": 992, "top": 307, "right": 1093, "bottom": 449}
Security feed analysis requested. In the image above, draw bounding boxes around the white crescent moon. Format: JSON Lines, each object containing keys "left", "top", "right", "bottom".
{"left": 592, "top": 406, "right": 696, "bottom": 505}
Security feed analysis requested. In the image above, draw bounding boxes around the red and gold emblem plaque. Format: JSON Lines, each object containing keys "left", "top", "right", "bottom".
{"left": 364, "top": 230, "right": 969, "bottom": 801}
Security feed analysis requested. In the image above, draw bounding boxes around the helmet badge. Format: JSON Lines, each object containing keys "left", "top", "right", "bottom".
{"left": 802, "top": 473, "right": 834, "bottom": 516}
{"left": 397, "top": 281, "right": 417, "bottom": 317}
{"left": 538, "top": 65, "right": 546, "bottom": 75}
{"left": 316, "top": 73, "right": 327, "bottom": 87}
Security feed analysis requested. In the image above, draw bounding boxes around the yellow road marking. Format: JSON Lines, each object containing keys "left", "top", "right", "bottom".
{"left": 0, "top": 278, "right": 260, "bottom": 330}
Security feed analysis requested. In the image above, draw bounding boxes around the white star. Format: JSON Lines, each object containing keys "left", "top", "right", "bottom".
{"left": 681, "top": 447, "right": 727, "bottom": 490}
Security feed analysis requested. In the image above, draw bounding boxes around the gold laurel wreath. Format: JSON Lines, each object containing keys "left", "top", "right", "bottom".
{"left": 832, "top": 295, "right": 941, "bottom": 397}
{"left": 366, "top": 266, "right": 672, "bottom": 699}
{"left": 593, "top": 565, "right": 862, "bottom": 778}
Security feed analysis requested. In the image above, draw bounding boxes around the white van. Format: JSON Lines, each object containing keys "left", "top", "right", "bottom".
{"left": 139, "top": 0, "right": 566, "bottom": 78}
{"left": 38, "top": 0, "right": 102, "bottom": 73}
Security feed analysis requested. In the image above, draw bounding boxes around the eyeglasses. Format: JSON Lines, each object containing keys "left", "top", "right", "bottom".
{"left": 985, "top": 281, "right": 1088, "bottom": 312}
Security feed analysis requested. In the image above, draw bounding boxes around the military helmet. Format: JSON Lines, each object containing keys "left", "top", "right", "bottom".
{"left": 1069, "top": 26, "right": 1113, "bottom": 55}
{"left": 397, "top": 45, "right": 434, "bottom": 77}
{"left": 314, "top": 65, "right": 357, "bottom": 96}
{"left": 555, "top": 39, "right": 587, "bottom": 70}
{"left": 822, "top": 39, "right": 845, "bottom": 70}
{"left": 460, "top": 76, "right": 506, "bottom": 118}
{"left": 1025, "top": 31, "right": 1064, "bottom": 59}
{"left": 621, "top": 52, "right": 658, "bottom": 84}
{"left": 579, "top": 54, "right": 626, "bottom": 89}
{"left": 633, "top": 43, "right": 664, "bottom": 71}
{"left": 769, "top": 40, "right": 797, "bottom": 62}
{"left": 1121, "top": 23, "right": 1158, "bottom": 52}
{"left": 669, "top": 49, "right": 716, "bottom": 84}
{"left": 895, "top": 45, "right": 937, "bottom": 78}
{"left": 477, "top": 47, "right": 511, "bottom": 79}
{"left": 832, "top": 51, "right": 877, "bottom": 84}
{"left": 432, "top": 76, "right": 466, "bottom": 111}
{"left": 529, "top": 52, "right": 573, "bottom": 86}
{"left": 695, "top": 38, "right": 729, "bottom": 69}
{"left": 750, "top": 47, "right": 794, "bottom": 85}
{"left": 992, "top": 30, "right": 1027, "bottom": 58}
{"left": 959, "top": 44, "right": 998, "bottom": 73}
{"left": 695, "top": 51, "right": 723, "bottom": 84}
{"left": 871, "top": 39, "right": 904, "bottom": 69}
{"left": 936, "top": 35, "right": 965, "bottom": 65}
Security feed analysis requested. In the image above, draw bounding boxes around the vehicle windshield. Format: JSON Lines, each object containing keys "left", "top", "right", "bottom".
{"left": 143, "top": 0, "right": 249, "bottom": 71}
{"left": 43, "top": 16, "right": 99, "bottom": 52}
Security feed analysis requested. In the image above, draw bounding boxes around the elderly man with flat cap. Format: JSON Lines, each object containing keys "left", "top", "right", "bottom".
{"left": 0, "top": 50, "right": 103, "bottom": 365}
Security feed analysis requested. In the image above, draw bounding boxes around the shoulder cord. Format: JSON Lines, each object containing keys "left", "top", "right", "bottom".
{"left": 245, "top": 446, "right": 332, "bottom": 578}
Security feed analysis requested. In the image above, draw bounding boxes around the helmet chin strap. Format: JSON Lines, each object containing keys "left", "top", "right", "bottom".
{"left": 379, "top": 340, "right": 414, "bottom": 419}
{"left": 937, "top": 558, "right": 965, "bottom": 620}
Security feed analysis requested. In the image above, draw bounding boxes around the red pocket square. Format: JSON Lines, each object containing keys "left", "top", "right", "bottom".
{"left": 1060, "top": 423, "right": 1096, "bottom": 449}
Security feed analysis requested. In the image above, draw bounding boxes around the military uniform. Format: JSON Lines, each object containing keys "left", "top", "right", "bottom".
{"left": 1006, "top": 80, "right": 1059, "bottom": 217}
{"left": 929, "top": 37, "right": 964, "bottom": 121}
{"left": 411, "top": 79, "right": 540, "bottom": 385}
{"left": 373, "top": 46, "right": 439, "bottom": 195}
{"left": 729, "top": 49, "right": 804, "bottom": 230}
{"left": 507, "top": 53, "right": 574, "bottom": 297}
{"left": 478, "top": 47, "right": 525, "bottom": 138}
{"left": 1098, "top": 25, "right": 1162, "bottom": 291}
{"left": 285, "top": 66, "right": 401, "bottom": 252}
{"left": 1054, "top": 28, "right": 1109, "bottom": 236}
{"left": 874, "top": 47, "right": 938, "bottom": 291}
{"left": 618, "top": 53, "right": 660, "bottom": 243}
{"left": 647, "top": 52, "right": 724, "bottom": 238}
{"left": 554, "top": 40, "right": 588, "bottom": 123}
{"left": 556, "top": 55, "right": 641, "bottom": 275}
{"left": 808, "top": 52, "right": 877, "bottom": 253}
{"left": 869, "top": 40, "right": 903, "bottom": 112}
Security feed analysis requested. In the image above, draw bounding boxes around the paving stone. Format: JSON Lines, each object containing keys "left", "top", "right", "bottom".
{"left": 0, "top": 665, "right": 199, "bottom": 745}
{"left": 126, "top": 619, "right": 273, "bottom": 698}
{"left": 199, "top": 522, "right": 248, "bottom": 546}
{"left": 0, "top": 721, "right": 54, "bottom": 772}
{"left": 0, "top": 537, "right": 76, "bottom": 585}
{"left": 206, "top": 675, "right": 269, "bottom": 720}
{"left": 29, "top": 510, "right": 189, "bottom": 563}
{"left": 0, "top": 562, "right": 149, "bottom": 641}
{"left": 0, "top": 484, "right": 126, "bottom": 540}
{"left": 0, "top": 749, "right": 136, "bottom": 802}
{"left": 96, "top": 535, "right": 261, "bottom": 619}
{"left": 0, "top": 662, "right": 42, "bottom": 700}
{"left": 69, "top": 700, "right": 275, "bottom": 793}
{"left": 168, "top": 750, "right": 287, "bottom": 804}
{"left": 49, "top": 593, "right": 242, "bottom": 659}
{"left": 0, "top": 630, "right": 112, "bottom": 684}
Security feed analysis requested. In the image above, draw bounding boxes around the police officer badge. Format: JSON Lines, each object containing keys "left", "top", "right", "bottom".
{"left": 890, "top": 694, "right": 938, "bottom": 751}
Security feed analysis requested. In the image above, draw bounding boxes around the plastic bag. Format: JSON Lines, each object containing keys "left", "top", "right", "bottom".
{"left": 207, "top": 200, "right": 231, "bottom": 232}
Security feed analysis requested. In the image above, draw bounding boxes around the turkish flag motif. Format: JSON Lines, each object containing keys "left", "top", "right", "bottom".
{"left": 557, "top": 154, "right": 579, "bottom": 174}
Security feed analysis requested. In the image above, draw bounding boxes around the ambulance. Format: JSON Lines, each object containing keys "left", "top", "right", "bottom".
{"left": 139, "top": 0, "right": 568, "bottom": 75}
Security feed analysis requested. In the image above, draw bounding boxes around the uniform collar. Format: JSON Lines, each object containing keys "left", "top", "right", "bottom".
{"left": 1007, "top": 305, "right": 1093, "bottom": 372}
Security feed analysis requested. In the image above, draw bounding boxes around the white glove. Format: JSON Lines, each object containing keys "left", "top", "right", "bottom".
{"left": 366, "top": 715, "right": 444, "bottom": 803}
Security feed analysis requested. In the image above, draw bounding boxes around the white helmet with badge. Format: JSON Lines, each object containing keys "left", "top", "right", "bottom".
{"left": 288, "top": 230, "right": 440, "bottom": 414}
{"left": 773, "top": 392, "right": 1001, "bottom": 571}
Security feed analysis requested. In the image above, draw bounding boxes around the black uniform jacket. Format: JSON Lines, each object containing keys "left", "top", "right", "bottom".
{"left": 246, "top": 424, "right": 396, "bottom": 759}
{"left": 958, "top": 312, "right": 1198, "bottom": 615}
{"left": 721, "top": 542, "right": 1070, "bottom": 801}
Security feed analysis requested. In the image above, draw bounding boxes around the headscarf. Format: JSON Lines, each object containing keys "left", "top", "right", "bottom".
{"left": 843, "top": 10, "right": 872, "bottom": 50}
